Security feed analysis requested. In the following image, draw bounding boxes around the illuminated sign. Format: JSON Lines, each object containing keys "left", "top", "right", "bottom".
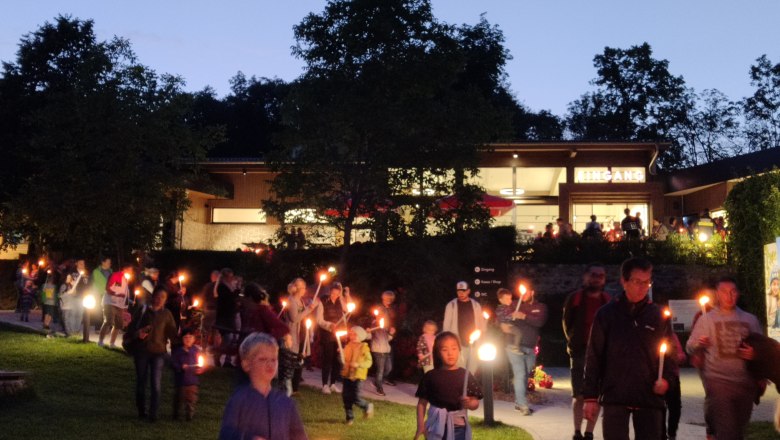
{"left": 575, "top": 167, "right": 645, "bottom": 183}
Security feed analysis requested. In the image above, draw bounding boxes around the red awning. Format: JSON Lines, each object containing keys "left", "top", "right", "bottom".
{"left": 437, "top": 193, "right": 514, "bottom": 217}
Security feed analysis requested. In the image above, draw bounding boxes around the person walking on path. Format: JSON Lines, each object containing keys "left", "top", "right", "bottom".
{"left": 563, "top": 263, "right": 611, "bottom": 440}
{"left": 285, "top": 277, "right": 318, "bottom": 394}
{"left": 583, "top": 257, "right": 672, "bottom": 440}
{"left": 341, "top": 326, "right": 374, "bottom": 425}
{"left": 501, "top": 279, "right": 547, "bottom": 415}
{"left": 98, "top": 263, "right": 132, "bottom": 348}
{"left": 370, "top": 290, "right": 398, "bottom": 395}
{"left": 686, "top": 276, "right": 764, "bottom": 440}
{"left": 442, "top": 281, "right": 486, "bottom": 373}
{"left": 316, "top": 282, "right": 349, "bottom": 394}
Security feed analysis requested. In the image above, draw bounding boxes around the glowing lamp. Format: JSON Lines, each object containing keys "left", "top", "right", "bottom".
{"left": 83, "top": 294, "right": 96, "bottom": 310}
{"left": 698, "top": 232, "right": 709, "bottom": 243}
{"left": 478, "top": 343, "right": 497, "bottom": 362}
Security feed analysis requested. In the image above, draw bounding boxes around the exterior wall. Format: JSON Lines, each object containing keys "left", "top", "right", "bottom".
{"left": 0, "top": 242, "right": 28, "bottom": 261}
{"left": 208, "top": 172, "right": 278, "bottom": 217}
{"left": 682, "top": 183, "right": 729, "bottom": 216}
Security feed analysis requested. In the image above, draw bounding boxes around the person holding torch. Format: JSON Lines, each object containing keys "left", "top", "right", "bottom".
{"left": 98, "top": 263, "right": 133, "bottom": 348}
{"left": 583, "top": 257, "right": 672, "bottom": 439}
{"left": 285, "top": 277, "right": 318, "bottom": 395}
{"left": 316, "top": 282, "right": 349, "bottom": 394}
{"left": 370, "top": 290, "right": 398, "bottom": 396}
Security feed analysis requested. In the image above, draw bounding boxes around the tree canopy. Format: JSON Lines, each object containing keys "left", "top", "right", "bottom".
{"left": 265, "top": 0, "right": 515, "bottom": 245}
{"left": 0, "top": 15, "right": 220, "bottom": 260}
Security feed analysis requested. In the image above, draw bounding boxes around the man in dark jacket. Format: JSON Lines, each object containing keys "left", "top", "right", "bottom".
{"left": 583, "top": 257, "right": 672, "bottom": 440}
{"left": 563, "top": 263, "right": 611, "bottom": 440}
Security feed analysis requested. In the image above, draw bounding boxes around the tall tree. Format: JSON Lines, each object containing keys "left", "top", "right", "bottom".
{"left": 674, "top": 89, "right": 744, "bottom": 166}
{"left": 0, "top": 16, "right": 220, "bottom": 260}
{"left": 265, "top": 0, "right": 513, "bottom": 245}
{"left": 566, "top": 43, "right": 692, "bottom": 169}
{"left": 744, "top": 55, "right": 780, "bottom": 151}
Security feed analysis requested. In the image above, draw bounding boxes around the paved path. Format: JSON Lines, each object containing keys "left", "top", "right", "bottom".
{"left": 2, "top": 309, "right": 778, "bottom": 439}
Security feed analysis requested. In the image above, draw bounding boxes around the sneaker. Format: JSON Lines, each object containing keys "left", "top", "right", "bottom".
{"left": 330, "top": 383, "right": 341, "bottom": 393}
{"left": 514, "top": 405, "right": 533, "bottom": 415}
{"left": 322, "top": 385, "right": 331, "bottom": 394}
{"left": 583, "top": 433, "right": 593, "bottom": 440}
{"left": 376, "top": 387, "right": 386, "bottom": 396}
{"left": 573, "top": 433, "right": 584, "bottom": 440}
{"left": 364, "top": 403, "right": 374, "bottom": 419}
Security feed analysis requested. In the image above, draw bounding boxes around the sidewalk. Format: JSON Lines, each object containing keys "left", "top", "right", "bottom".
{"left": 2, "top": 309, "right": 778, "bottom": 440}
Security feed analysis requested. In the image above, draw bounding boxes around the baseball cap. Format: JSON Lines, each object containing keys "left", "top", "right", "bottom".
{"left": 456, "top": 281, "right": 469, "bottom": 290}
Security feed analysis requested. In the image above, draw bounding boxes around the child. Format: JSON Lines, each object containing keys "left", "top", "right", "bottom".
{"left": 171, "top": 328, "right": 203, "bottom": 421}
{"left": 415, "top": 331, "right": 483, "bottom": 440}
{"left": 19, "top": 280, "right": 35, "bottom": 322}
{"left": 341, "top": 326, "right": 374, "bottom": 425}
{"left": 495, "top": 288, "right": 523, "bottom": 353}
{"left": 416, "top": 320, "right": 437, "bottom": 374}
{"left": 219, "top": 332, "right": 308, "bottom": 440}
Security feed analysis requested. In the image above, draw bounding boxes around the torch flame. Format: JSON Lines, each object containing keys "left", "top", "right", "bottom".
{"left": 305, "top": 318, "right": 312, "bottom": 329}
{"left": 178, "top": 274, "right": 185, "bottom": 283}
{"left": 373, "top": 308, "right": 379, "bottom": 316}
{"left": 660, "top": 342, "right": 668, "bottom": 354}
{"left": 699, "top": 296, "right": 710, "bottom": 306}
{"left": 319, "top": 273, "right": 327, "bottom": 282}
{"left": 281, "top": 300, "right": 288, "bottom": 308}
{"left": 79, "top": 270, "right": 84, "bottom": 276}
{"left": 483, "top": 311, "right": 490, "bottom": 320}
{"left": 134, "top": 289, "right": 141, "bottom": 297}
{"left": 123, "top": 272, "right": 131, "bottom": 281}
{"left": 38, "top": 259, "right": 45, "bottom": 267}
{"left": 468, "top": 329, "right": 482, "bottom": 345}
{"left": 22, "top": 268, "right": 27, "bottom": 275}
{"left": 193, "top": 299, "right": 200, "bottom": 308}
{"left": 346, "top": 302, "right": 356, "bottom": 313}
{"left": 379, "top": 317, "right": 385, "bottom": 328}
{"left": 335, "top": 330, "right": 348, "bottom": 338}
{"left": 519, "top": 284, "right": 527, "bottom": 296}
{"left": 197, "top": 355, "right": 204, "bottom": 368}
{"left": 663, "top": 308, "right": 671, "bottom": 318}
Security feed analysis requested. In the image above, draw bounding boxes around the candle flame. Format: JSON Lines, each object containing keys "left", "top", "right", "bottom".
{"left": 197, "top": 355, "right": 204, "bottom": 368}
{"left": 123, "top": 272, "right": 131, "bottom": 281}
{"left": 346, "top": 302, "right": 356, "bottom": 313}
{"left": 660, "top": 342, "right": 668, "bottom": 354}
{"left": 319, "top": 273, "right": 327, "bottom": 282}
{"left": 38, "top": 259, "right": 45, "bottom": 267}
{"left": 79, "top": 270, "right": 84, "bottom": 276}
{"left": 519, "top": 284, "right": 527, "bottom": 295}
{"left": 469, "top": 329, "right": 481, "bottom": 345}
{"left": 22, "top": 268, "right": 28, "bottom": 274}
{"left": 373, "top": 308, "right": 379, "bottom": 316}
{"left": 134, "top": 289, "right": 141, "bottom": 296}
{"left": 379, "top": 317, "right": 385, "bottom": 328}
{"left": 47, "top": 269, "right": 51, "bottom": 274}
{"left": 281, "top": 300, "right": 287, "bottom": 308}
{"left": 193, "top": 299, "right": 200, "bottom": 308}
{"left": 178, "top": 274, "right": 185, "bottom": 283}
{"left": 699, "top": 296, "right": 710, "bottom": 306}
{"left": 663, "top": 308, "right": 671, "bottom": 318}
{"left": 305, "top": 318, "right": 312, "bottom": 329}
{"left": 483, "top": 311, "right": 490, "bottom": 320}
{"left": 335, "top": 330, "right": 347, "bottom": 338}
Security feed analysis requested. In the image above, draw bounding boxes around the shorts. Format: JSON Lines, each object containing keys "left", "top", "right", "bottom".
{"left": 103, "top": 304, "right": 125, "bottom": 328}
{"left": 570, "top": 355, "right": 585, "bottom": 397}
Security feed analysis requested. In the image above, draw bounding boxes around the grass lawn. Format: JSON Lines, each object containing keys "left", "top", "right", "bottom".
{"left": 0, "top": 329, "right": 531, "bottom": 440}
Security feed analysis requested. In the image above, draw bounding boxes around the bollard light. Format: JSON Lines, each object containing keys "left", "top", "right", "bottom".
{"left": 478, "top": 342, "right": 498, "bottom": 425}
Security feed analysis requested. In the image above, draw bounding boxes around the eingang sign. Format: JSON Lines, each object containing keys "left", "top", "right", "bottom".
{"left": 575, "top": 167, "right": 646, "bottom": 184}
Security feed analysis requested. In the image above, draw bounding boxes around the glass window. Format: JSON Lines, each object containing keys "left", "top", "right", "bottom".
{"left": 212, "top": 208, "right": 266, "bottom": 224}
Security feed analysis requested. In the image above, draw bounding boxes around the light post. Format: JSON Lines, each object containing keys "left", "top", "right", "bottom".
{"left": 478, "top": 342, "right": 498, "bottom": 426}
{"left": 82, "top": 293, "right": 96, "bottom": 343}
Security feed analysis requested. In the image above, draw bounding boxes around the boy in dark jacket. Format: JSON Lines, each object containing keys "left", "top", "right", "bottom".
{"left": 171, "top": 328, "right": 203, "bottom": 420}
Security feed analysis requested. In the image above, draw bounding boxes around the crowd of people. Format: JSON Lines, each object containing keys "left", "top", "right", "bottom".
{"left": 537, "top": 208, "right": 728, "bottom": 244}
{"left": 10, "top": 253, "right": 780, "bottom": 440}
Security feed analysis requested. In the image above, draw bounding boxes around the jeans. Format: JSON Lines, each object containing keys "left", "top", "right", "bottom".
{"left": 134, "top": 352, "right": 165, "bottom": 419}
{"left": 505, "top": 346, "right": 535, "bottom": 407}
{"left": 705, "top": 378, "right": 756, "bottom": 440}
{"left": 601, "top": 405, "right": 662, "bottom": 440}
{"left": 320, "top": 339, "right": 340, "bottom": 386}
{"left": 342, "top": 379, "right": 369, "bottom": 420}
{"left": 372, "top": 351, "right": 392, "bottom": 386}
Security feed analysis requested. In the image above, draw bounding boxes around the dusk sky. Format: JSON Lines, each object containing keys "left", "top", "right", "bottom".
{"left": 2, "top": 0, "right": 779, "bottom": 115}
